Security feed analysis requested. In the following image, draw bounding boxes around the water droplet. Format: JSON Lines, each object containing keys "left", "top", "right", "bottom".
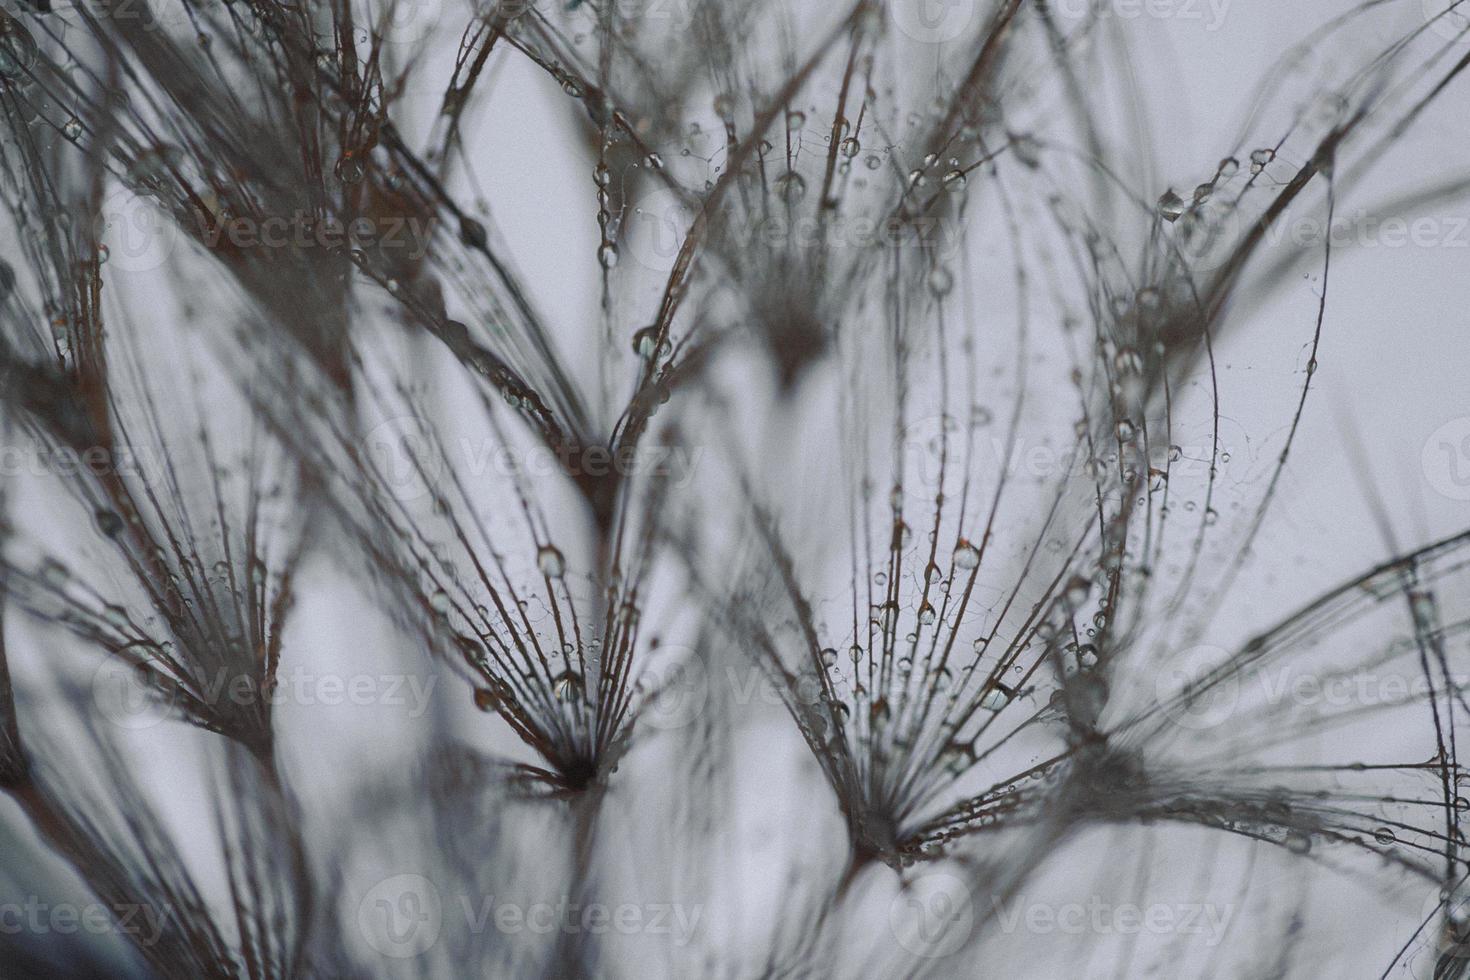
{"left": 1373, "top": 827, "right": 1396, "bottom": 845}
{"left": 1064, "top": 576, "right": 1091, "bottom": 609}
{"left": 865, "top": 154, "right": 881, "bottom": 171}
{"left": 926, "top": 265, "right": 954, "bottom": 296}
{"left": 918, "top": 604, "right": 936, "bottom": 626}
{"left": 95, "top": 509, "right": 124, "bottom": 537}
{"left": 553, "top": 670, "right": 585, "bottom": 703}
{"left": 598, "top": 243, "right": 619, "bottom": 269}
{"left": 941, "top": 740, "right": 976, "bottom": 776}
{"left": 335, "top": 154, "right": 365, "bottom": 185}
{"left": 981, "top": 685, "right": 1011, "bottom": 711}
{"left": 786, "top": 110, "right": 806, "bottom": 130}
{"left": 1217, "top": 156, "right": 1239, "bottom": 177}
{"left": 840, "top": 136, "right": 860, "bottom": 158}
{"left": 942, "top": 169, "right": 966, "bottom": 190}
{"left": 631, "top": 325, "right": 666, "bottom": 360}
{"left": 820, "top": 647, "right": 838, "bottom": 667}
{"left": 1115, "top": 419, "right": 1136, "bottom": 441}
{"left": 62, "top": 117, "right": 82, "bottom": 141}
{"left": 953, "top": 539, "right": 981, "bottom": 569}
{"left": 775, "top": 170, "right": 806, "bottom": 204}
{"left": 1114, "top": 347, "right": 1143, "bottom": 374}
{"left": 459, "top": 216, "right": 487, "bottom": 249}
{"left": 473, "top": 688, "right": 498, "bottom": 712}
{"left": 39, "top": 559, "right": 69, "bottom": 588}
{"left": 1157, "top": 188, "right": 1185, "bottom": 222}
{"left": 536, "top": 545, "right": 565, "bottom": 577}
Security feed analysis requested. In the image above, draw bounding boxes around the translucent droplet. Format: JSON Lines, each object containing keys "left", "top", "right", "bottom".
{"left": 941, "top": 740, "right": 976, "bottom": 776}
{"left": 786, "top": 110, "right": 806, "bottom": 130}
{"left": 95, "top": 509, "right": 124, "bottom": 537}
{"left": 598, "top": 243, "right": 619, "bottom": 269}
{"left": 1249, "top": 148, "right": 1275, "bottom": 173}
{"left": 1064, "top": 576, "right": 1091, "bottom": 609}
{"left": 820, "top": 647, "right": 838, "bottom": 667}
{"left": 775, "top": 170, "right": 806, "bottom": 204}
{"left": 918, "top": 604, "right": 936, "bottom": 626}
{"left": 63, "top": 117, "right": 82, "bottom": 141}
{"left": 1217, "top": 156, "right": 1239, "bottom": 177}
{"left": 553, "top": 670, "right": 585, "bottom": 703}
{"left": 335, "top": 154, "right": 365, "bottom": 185}
{"left": 926, "top": 265, "right": 954, "bottom": 297}
{"left": 981, "top": 685, "right": 1011, "bottom": 711}
{"left": 1114, "top": 347, "right": 1143, "bottom": 374}
{"left": 1157, "top": 188, "right": 1185, "bottom": 222}
{"left": 536, "top": 545, "right": 565, "bottom": 577}
{"left": 942, "top": 169, "right": 966, "bottom": 189}
{"left": 459, "top": 216, "right": 487, "bottom": 249}
{"left": 1373, "top": 827, "right": 1396, "bottom": 845}
{"left": 473, "top": 688, "right": 498, "bottom": 712}
{"left": 631, "top": 325, "right": 664, "bottom": 360}
{"left": 953, "top": 539, "right": 981, "bottom": 570}
{"left": 840, "top": 136, "right": 860, "bottom": 158}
